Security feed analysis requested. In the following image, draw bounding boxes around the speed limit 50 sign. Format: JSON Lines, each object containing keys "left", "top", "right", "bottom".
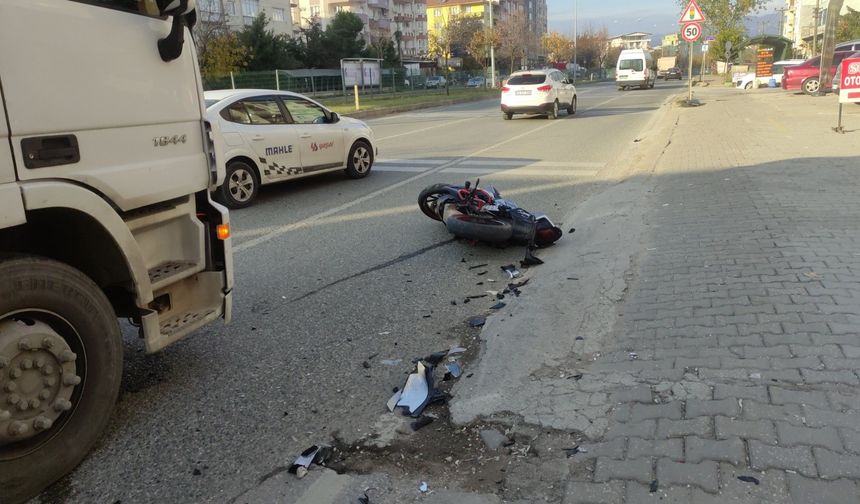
{"left": 840, "top": 57, "right": 860, "bottom": 103}
{"left": 681, "top": 22, "right": 702, "bottom": 43}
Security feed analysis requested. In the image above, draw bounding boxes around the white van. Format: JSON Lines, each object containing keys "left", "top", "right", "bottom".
{"left": 616, "top": 49, "right": 656, "bottom": 90}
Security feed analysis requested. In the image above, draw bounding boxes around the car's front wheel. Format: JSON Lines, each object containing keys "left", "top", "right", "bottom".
{"left": 220, "top": 160, "right": 259, "bottom": 209}
{"left": 567, "top": 96, "right": 577, "bottom": 115}
{"left": 345, "top": 140, "right": 373, "bottom": 179}
{"left": 802, "top": 77, "right": 820, "bottom": 95}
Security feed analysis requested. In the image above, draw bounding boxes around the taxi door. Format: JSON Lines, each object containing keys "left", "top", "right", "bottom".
{"left": 221, "top": 95, "right": 300, "bottom": 181}
{"left": 281, "top": 96, "right": 345, "bottom": 174}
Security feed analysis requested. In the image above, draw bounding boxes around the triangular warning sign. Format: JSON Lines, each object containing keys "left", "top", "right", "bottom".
{"left": 679, "top": 0, "right": 706, "bottom": 24}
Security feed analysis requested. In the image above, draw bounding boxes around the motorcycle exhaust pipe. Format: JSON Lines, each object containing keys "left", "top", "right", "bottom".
{"left": 442, "top": 206, "right": 514, "bottom": 243}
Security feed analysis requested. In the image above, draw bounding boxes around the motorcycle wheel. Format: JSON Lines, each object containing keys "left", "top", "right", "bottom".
{"left": 418, "top": 184, "right": 453, "bottom": 221}
{"left": 445, "top": 213, "right": 513, "bottom": 243}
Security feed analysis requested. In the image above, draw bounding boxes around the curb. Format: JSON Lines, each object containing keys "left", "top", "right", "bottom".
{"left": 340, "top": 94, "right": 498, "bottom": 120}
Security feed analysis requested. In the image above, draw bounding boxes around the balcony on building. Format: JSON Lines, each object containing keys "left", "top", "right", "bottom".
{"left": 370, "top": 17, "right": 392, "bottom": 29}
{"left": 367, "top": 0, "right": 389, "bottom": 7}
{"left": 394, "top": 13, "right": 414, "bottom": 22}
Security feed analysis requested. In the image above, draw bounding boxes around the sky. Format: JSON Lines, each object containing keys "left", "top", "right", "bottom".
{"left": 546, "top": 0, "right": 786, "bottom": 41}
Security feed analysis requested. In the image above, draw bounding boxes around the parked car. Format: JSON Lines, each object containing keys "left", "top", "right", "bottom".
{"left": 665, "top": 67, "right": 683, "bottom": 80}
{"left": 833, "top": 51, "right": 860, "bottom": 92}
{"left": 500, "top": 69, "right": 577, "bottom": 120}
{"left": 783, "top": 51, "right": 854, "bottom": 95}
{"left": 204, "top": 89, "right": 376, "bottom": 208}
{"left": 466, "top": 76, "right": 486, "bottom": 88}
{"left": 425, "top": 75, "right": 447, "bottom": 88}
{"left": 836, "top": 40, "right": 860, "bottom": 52}
{"left": 734, "top": 59, "right": 805, "bottom": 89}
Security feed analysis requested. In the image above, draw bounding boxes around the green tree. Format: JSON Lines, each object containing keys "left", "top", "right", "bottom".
{"left": 238, "top": 13, "right": 299, "bottom": 70}
{"left": 325, "top": 12, "right": 366, "bottom": 65}
{"left": 200, "top": 32, "right": 248, "bottom": 82}
{"left": 296, "top": 18, "right": 330, "bottom": 67}
{"left": 838, "top": 7, "right": 860, "bottom": 41}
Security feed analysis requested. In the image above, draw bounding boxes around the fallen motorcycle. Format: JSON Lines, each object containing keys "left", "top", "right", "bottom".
{"left": 418, "top": 180, "right": 564, "bottom": 262}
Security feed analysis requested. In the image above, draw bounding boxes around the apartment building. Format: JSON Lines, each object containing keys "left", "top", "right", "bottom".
{"left": 199, "top": 0, "right": 297, "bottom": 35}
{"left": 293, "top": 0, "right": 428, "bottom": 56}
{"left": 609, "top": 32, "right": 652, "bottom": 50}
{"left": 783, "top": 0, "right": 860, "bottom": 55}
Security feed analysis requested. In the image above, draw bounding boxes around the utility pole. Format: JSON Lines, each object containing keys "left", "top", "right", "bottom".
{"left": 489, "top": 0, "right": 496, "bottom": 87}
{"left": 776, "top": 6, "right": 788, "bottom": 37}
{"left": 812, "top": 0, "right": 821, "bottom": 56}
{"left": 573, "top": 0, "right": 577, "bottom": 81}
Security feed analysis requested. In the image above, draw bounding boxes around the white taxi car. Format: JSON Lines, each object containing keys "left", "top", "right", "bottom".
{"left": 204, "top": 89, "right": 376, "bottom": 208}
{"left": 500, "top": 69, "right": 577, "bottom": 120}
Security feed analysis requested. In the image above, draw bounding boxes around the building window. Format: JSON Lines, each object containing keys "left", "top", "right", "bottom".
{"left": 310, "top": 5, "right": 321, "bottom": 16}
{"left": 225, "top": 0, "right": 236, "bottom": 15}
{"left": 450, "top": 5, "right": 459, "bottom": 14}
{"left": 242, "top": 0, "right": 259, "bottom": 24}
{"left": 199, "top": 0, "right": 222, "bottom": 21}
{"left": 463, "top": 5, "right": 470, "bottom": 12}
{"left": 271, "top": 7, "right": 285, "bottom": 21}
{"left": 434, "top": 8, "right": 441, "bottom": 16}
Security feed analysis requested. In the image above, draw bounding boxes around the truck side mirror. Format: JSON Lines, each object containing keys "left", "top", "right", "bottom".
{"left": 155, "top": 0, "right": 197, "bottom": 62}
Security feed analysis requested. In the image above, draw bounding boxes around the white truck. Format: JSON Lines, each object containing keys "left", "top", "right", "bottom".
{"left": 657, "top": 56, "right": 677, "bottom": 79}
{"left": 0, "top": 1, "right": 233, "bottom": 502}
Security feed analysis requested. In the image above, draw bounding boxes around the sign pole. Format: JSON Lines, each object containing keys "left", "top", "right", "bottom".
{"left": 688, "top": 41, "right": 694, "bottom": 101}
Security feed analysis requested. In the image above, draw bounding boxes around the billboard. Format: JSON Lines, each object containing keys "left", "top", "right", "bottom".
{"left": 341, "top": 60, "right": 381, "bottom": 87}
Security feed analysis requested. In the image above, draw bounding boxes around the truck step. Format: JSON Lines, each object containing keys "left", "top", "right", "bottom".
{"left": 159, "top": 308, "right": 216, "bottom": 337}
{"left": 148, "top": 260, "right": 200, "bottom": 290}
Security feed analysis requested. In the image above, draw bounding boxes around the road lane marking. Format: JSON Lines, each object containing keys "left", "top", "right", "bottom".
{"left": 235, "top": 93, "right": 629, "bottom": 254}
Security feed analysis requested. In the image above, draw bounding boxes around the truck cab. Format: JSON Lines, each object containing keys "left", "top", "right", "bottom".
{"left": 0, "top": 1, "right": 232, "bottom": 501}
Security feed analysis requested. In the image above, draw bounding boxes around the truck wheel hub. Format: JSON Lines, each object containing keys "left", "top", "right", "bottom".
{"left": 0, "top": 318, "right": 79, "bottom": 445}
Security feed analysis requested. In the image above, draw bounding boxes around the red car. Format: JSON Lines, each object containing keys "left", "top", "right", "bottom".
{"left": 783, "top": 51, "right": 854, "bottom": 94}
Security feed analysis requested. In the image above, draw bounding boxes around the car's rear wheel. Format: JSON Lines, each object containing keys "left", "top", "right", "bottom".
{"left": 744, "top": 82, "right": 753, "bottom": 89}
{"left": 567, "top": 96, "right": 576, "bottom": 115}
{"left": 802, "top": 77, "right": 820, "bottom": 95}
{"left": 548, "top": 100, "right": 559, "bottom": 120}
{"left": 345, "top": 140, "right": 373, "bottom": 179}
{"left": 219, "top": 160, "right": 259, "bottom": 209}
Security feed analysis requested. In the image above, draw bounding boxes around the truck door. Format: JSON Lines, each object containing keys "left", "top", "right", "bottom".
{"left": 281, "top": 96, "right": 345, "bottom": 174}
{"left": 0, "top": 89, "right": 13, "bottom": 185}
{"left": 0, "top": 0, "right": 209, "bottom": 211}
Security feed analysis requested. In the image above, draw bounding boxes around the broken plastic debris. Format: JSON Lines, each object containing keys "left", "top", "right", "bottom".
{"left": 490, "top": 302, "right": 506, "bottom": 310}
{"left": 568, "top": 228, "right": 576, "bottom": 234}
{"left": 378, "top": 331, "right": 391, "bottom": 335}
{"left": 562, "top": 446, "right": 580, "bottom": 458}
{"left": 356, "top": 492, "right": 370, "bottom": 504}
{"left": 381, "top": 358, "right": 402, "bottom": 366}
{"left": 501, "top": 264, "right": 521, "bottom": 279}
{"left": 448, "top": 347, "right": 466, "bottom": 355}
{"left": 419, "top": 482, "right": 429, "bottom": 493}
{"left": 521, "top": 249, "right": 544, "bottom": 267}
{"left": 649, "top": 480, "right": 659, "bottom": 493}
{"left": 395, "top": 362, "right": 432, "bottom": 417}
{"left": 575, "top": 336, "right": 584, "bottom": 341}
{"left": 467, "top": 294, "right": 488, "bottom": 299}
{"left": 421, "top": 350, "right": 449, "bottom": 366}
{"left": 468, "top": 263, "right": 489, "bottom": 270}
{"left": 289, "top": 445, "right": 331, "bottom": 474}
{"left": 628, "top": 352, "right": 639, "bottom": 361}
{"left": 445, "top": 362, "right": 462, "bottom": 378}
{"left": 737, "top": 475, "right": 760, "bottom": 485}
{"left": 387, "top": 389, "right": 403, "bottom": 412}
{"left": 411, "top": 416, "right": 434, "bottom": 431}
{"left": 749, "top": 372, "right": 762, "bottom": 379}
{"left": 469, "top": 316, "right": 486, "bottom": 328}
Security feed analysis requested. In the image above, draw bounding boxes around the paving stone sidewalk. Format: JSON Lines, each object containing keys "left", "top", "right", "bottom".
{"left": 563, "top": 86, "right": 860, "bottom": 503}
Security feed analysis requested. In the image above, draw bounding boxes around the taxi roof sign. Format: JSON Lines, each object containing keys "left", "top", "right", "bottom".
{"left": 679, "top": 0, "right": 706, "bottom": 24}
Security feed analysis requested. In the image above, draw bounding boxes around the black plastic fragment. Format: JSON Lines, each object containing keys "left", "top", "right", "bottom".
{"left": 737, "top": 476, "right": 760, "bottom": 485}
{"left": 562, "top": 446, "right": 580, "bottom": 458}
{"left": 490, "top": 302, "right": 506, "bottom": 310}
{"left": 649, "top": 479, "right": 658, "bottom": 493}
{"left": 411, "top": 416, "right": 434, "bottom": 431}
{"left": 575, "top": 336, "right": 584, "bottom": 341}
{"left": 468, "top": 294, "right": 488, "bottom": 299}
{"left": 568, "top": 228, "right": 576, "bottom": 234}
{"left": 469, "top": 316, "right": 486, "bottom": 327}
{"left": 521, "top": 248, "right": 544, "bottom": 267}
{"left": 468, "top": 263, "right": 489, "bottom": 270}
{"left": 422, "top": 350, "right": 449, "bottom": 366}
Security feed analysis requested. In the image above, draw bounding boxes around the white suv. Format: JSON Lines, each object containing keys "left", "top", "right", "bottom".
{"left": 500, "top": 69, "right": 577, "bottom": 120}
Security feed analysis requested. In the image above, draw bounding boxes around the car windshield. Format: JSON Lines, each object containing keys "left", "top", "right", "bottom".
{"left": 507, "top": 74, "right": 547, "bottom": 85}
{"left": 619, "top": 59, "right": 644, "bottom": 71}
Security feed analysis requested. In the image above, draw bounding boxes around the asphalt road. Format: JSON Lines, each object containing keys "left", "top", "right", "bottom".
{"left": 38, "top": 79, "right": 686, "bottom": 504}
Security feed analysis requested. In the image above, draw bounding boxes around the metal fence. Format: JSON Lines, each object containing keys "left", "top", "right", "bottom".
{"left": 204, "top": 69, "right": 435, "bottom": 97}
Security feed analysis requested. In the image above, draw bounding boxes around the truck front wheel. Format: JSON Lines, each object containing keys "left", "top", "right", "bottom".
{"left": 0, "top": 256, "right": 122, "bottom": 504}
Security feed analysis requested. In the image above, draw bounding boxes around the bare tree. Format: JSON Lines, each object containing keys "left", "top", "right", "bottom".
{"left": 428, "top": 14, "right": 483, "bottom": 94}
{"left": 496, "top": 12, "right": 529, "bottom": 73}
